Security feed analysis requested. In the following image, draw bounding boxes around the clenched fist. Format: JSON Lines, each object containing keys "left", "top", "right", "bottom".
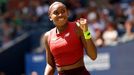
{"left": 76, "top": 18, "right": 88, "bottom": 32}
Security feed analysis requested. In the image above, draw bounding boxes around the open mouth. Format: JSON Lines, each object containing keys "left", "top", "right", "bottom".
{"left": 58, "top": 18, "right": 65, "bottom": 21}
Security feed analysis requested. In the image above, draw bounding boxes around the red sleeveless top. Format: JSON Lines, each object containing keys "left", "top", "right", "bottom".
{"left": 48, "top": 22, "right": 84, "bottom": 67}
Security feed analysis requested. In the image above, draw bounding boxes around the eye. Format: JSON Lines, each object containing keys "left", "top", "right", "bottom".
{"left": 61, "top": 9, "right": 65, "bottom": 13}
{"left": 54, "top": 11, "right": 59, "bottom": 15}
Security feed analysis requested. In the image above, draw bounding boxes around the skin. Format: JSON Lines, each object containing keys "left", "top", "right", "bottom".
{"left": 42, "top": 2, "right": 97, "bottom": 75}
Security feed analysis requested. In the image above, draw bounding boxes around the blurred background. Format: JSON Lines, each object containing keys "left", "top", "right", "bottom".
{"left": 0, "top": 0, "right": 134, "bottom": 75}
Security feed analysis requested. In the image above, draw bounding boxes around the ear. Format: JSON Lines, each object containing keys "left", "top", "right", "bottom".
{"left": 49, "top": 15, "right": 53, "bottom": 21}
{"left": 67, "top": 9, "right": 69, "bottom": 17}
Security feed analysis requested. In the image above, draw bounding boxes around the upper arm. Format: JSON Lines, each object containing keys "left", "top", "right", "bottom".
{"left": 42, "top": 31, "right": 55, "bottom": 67}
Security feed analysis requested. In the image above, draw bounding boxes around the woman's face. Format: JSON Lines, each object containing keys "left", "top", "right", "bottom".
{"left": 49, "top": 3, "right": 68, "bottom": 27}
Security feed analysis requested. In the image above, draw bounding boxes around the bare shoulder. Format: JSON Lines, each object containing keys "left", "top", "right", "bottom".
{"left": 42, "top": 31, "right": 50, "bottom": 40}
{"left": 41, "top": 31, "right": 51, "bottom": 48}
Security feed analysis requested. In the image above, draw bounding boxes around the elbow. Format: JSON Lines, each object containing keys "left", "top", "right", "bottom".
{"left": 89, "top": 51, "right": 97, "bottom": 61}
{"left": 86, "top": 45, "right": 97, "bottom": 60}
{"left": 91, "top": 55, "right": 97, "bottom": 60}
{"left": 87, "top": 53, "right": 97, "bottom": 60}
{"left": 89, "top": 53, "right": 97, "bottom": 61}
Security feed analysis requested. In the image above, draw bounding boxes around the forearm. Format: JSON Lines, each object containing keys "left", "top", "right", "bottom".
{"left": 85, "top": 38, "right": 97, "bottom": 60}
{"left": 76, "top": 18, "right": 97, "bottom": 60}
{"left": 44, "top": 64, "right": 55, "bottom": 75}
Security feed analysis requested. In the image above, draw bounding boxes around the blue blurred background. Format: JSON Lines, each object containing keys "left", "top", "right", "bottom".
{"left": 0, "top": 0, "right": 134, "bottom": 75}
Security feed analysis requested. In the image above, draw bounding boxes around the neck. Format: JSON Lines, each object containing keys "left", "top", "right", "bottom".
{"left": 56, "top": 23, "right": 68, "bottom": 34}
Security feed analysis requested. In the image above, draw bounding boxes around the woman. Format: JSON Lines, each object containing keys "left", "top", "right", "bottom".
{"left": 42, "top": 1, "right": 97, "bottom": 75}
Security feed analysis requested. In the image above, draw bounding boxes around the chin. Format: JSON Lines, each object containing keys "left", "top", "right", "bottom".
{"left": 58, "top": 21, "right": 67, "bottom": 26}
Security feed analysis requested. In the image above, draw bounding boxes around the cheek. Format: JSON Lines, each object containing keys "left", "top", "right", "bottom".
{"left": 50, "top": 15, "right": 56, "bottom": 20}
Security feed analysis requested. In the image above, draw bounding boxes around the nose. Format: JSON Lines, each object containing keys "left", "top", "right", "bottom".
{"left": 58, "top": 13, "right": 62, "bottom": 16}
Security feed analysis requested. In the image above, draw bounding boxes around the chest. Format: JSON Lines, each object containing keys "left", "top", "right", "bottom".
{"left": 49, "top": 30, "right": 81, "bottom": 56}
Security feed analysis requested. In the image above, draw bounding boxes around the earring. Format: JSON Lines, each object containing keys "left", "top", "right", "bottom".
{"left": 50, "top": 19, "right": 52, "bottom": 21}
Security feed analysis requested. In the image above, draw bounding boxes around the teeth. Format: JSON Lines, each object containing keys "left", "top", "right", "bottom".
{"left": 59, "top": 18, "right": 64, "bottom": 21}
